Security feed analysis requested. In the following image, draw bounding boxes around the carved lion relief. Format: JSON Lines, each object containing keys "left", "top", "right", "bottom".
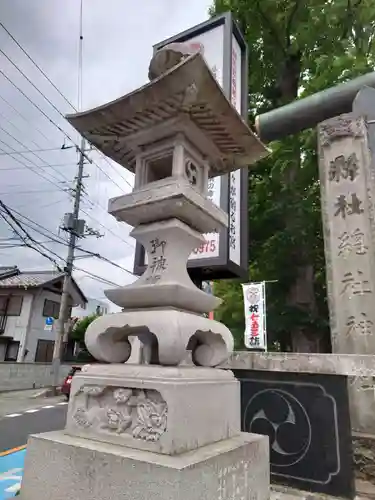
{"left": 71, "top": 385, "right": 167, "bottom": 442}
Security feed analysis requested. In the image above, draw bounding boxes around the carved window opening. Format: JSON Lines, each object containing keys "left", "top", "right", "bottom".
{"left": 146, "top": 154, "right": 173, "bottom": 183}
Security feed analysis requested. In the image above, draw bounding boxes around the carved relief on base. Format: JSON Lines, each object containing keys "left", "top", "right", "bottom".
{"left": 70, "top": 385, "right": 167, "bottom": 443}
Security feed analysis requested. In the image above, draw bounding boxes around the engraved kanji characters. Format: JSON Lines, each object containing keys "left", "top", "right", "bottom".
{"left": 334, "top": 193, "right": 364, "bottom": 218}
{"left": 147, "top": 237, "right": 167, "bottom": 283}
{"left": 346, "top": 312, "right": 373, "bottom": 336}
{"left": 338, "top": 228, "right": 368, "bottom": 257}
{"left": 150, "top": 237, "right": 166, "bottom": 255}
{"left": 341, "top": 270, "right": 372, "bottom": 296}
{"left": 329, "top": 153, "right": 359, "bottom": 182}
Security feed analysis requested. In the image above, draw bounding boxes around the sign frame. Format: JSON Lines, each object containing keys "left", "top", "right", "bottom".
{"left": 133, "top": 13, "right": 249, "bottom": 281}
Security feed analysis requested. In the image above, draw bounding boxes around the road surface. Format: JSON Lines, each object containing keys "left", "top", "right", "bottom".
{"left": 0, "top": 400, "right": 68, "bottom": 453}
{"left": 0, "top": 399, "right": 68, "bottom": 498}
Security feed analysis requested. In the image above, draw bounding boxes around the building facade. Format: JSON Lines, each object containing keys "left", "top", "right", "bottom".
{"left": 0, "top": 267, "right": 86, "bottom": 362}
{"left": 72, "top": 298, "right": 109, "bottom": 319}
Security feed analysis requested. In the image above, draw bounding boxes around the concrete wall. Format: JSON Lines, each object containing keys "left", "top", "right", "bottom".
{"left": 0, "top": 362, "right": 72, "bottom": 392}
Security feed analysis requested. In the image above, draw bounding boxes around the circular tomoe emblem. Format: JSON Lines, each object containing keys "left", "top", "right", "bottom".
{"left": 243, "top": 388, "right": 312, "bottom": 467}
{"left": 246, "top": 286, "right": 261, "bottom": 305}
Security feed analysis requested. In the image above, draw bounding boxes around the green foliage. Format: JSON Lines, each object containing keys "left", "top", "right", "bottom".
{"left": 70, "top": 314, "right": 99, "bottom": 344}
{"left": 210, "top": 0, "right": 375, "bottom": 350}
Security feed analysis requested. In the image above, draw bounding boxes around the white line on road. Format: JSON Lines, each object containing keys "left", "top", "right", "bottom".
{"left": 3, "top": 401, "right": 68, "bottom": 418}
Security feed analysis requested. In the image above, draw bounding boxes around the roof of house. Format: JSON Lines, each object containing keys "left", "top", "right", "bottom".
{"left": 0, "top": 266, "right": 19, "bottom": 279}
{"left": 0, "top": 268, "right": 87, "bottom": 305}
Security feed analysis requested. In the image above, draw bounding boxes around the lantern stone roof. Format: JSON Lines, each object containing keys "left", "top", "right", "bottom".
{"left": 66, "top": 53, "right": 268, "bottom": 176}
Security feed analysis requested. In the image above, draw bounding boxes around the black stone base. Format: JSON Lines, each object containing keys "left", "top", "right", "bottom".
{"left": 234, "top": 369, "right": 355, "bottom": 499}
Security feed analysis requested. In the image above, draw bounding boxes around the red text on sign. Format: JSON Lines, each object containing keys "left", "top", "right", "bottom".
{"left": 193, "top": 239, "right": 217, "bottom": 255}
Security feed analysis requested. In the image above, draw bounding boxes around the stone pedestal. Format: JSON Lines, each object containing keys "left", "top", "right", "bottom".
{"left": 65, "top": 364, "right": 241, "bottom": 455}
{"left": 20, "top": 364, "right": 270, "bottom": 500}
{"left": 20, "top": 431, "right": 269, "bottom": 500}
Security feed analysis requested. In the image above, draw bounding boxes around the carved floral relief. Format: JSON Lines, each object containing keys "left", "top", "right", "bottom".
{"left": 71, "top": 385, "right": 167, "bottom": 442}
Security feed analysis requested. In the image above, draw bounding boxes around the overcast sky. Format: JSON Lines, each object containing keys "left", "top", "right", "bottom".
{"left": 0, "top": 0, "right": 212, "bottom": 310}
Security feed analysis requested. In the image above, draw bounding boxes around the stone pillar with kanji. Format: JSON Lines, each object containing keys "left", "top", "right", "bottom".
{"left": 318, "top": 100, "right": 375, "bottom": 354}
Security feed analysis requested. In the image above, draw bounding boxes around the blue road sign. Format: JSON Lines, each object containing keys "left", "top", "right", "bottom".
{"left": 45, "top": 317, "right": 54, "bottom": 326}
{"left": 0, "top": 447, "right": 26, "bottom": 499}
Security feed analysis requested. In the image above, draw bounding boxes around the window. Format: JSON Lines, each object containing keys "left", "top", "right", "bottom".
{"left": 5, "top": 341, "right": 20, "bottom": 361}
{"left": 43, "top": 299, "right": 60, "bottom": 319}
{"left": 0, "top": 295, "right": 23, "bottom": 316}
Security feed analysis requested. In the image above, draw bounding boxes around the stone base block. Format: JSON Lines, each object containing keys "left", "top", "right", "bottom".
{"left": 20, "top": 430, "right": 270, "bottom": 500}
{"left": 66, "top": 364, "right": 240, "bottom": 455}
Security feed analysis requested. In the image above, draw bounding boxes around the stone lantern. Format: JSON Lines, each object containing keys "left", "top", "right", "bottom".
{"left": 64, "top": 45, "right": 267, "bottom": 368}
{"left": 19, "top": 45, "right": 270, "bottom": 500}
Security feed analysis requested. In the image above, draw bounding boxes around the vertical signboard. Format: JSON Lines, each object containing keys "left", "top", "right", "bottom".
{"left": 133, "top": 13, "right": 249, "bottom": 281}
{"left": 242, "top": 282, "right": 267, "bottom": 350}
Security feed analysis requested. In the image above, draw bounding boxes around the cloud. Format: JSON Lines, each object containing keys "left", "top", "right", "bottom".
{"left": 0, "top": 0, "right": 212, "bottom": 307}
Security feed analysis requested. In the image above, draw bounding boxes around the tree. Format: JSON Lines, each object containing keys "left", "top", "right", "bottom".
{"left": 210, "top": 0, "right": 375, "bottom": 351}
{"left": 70, "top": 314, "right": 99, "bottom": 361}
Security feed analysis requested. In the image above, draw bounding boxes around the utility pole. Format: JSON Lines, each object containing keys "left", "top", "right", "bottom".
{"left": 51, "top": 136, "right": 86, "bottom": 390}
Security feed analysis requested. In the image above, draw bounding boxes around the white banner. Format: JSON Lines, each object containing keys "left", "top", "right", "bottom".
{"left": 242, "top": 282, "right": 267, "bottom": 350}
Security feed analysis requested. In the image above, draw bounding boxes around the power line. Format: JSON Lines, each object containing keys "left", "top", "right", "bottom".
{"left": 0, "top": 201, "right": 126, "bottom": 300}
{"left": 0, "top": 162, "right": 78, "bottom": 172}
{"left": 80, "top": 206, "right": 134, "bottom": 248}
{"left": 0, "top": 122, "right": 75, "bottom": 186}
{"left": 3, "top": 180, "right": 133, "bottom": 250}
{"left": 0, "top": 21, "right": 76, "bottom": 112}
{"left": 0, "top": 200, "right": 65, "bottom": 264}
{"left": 0, "top": 207, "right": 63, "bottom": 270}
{"left": 0, "top": 189, "right": 65, "bottom": 196}
{"left": 0, "top": 110, "right": 130, "bottom": 245}
{"left": 0, "top": 20, "right": 133, "bottom": 191}
{"left": 0, "top": 146, "right": 71, "bottom": 156}
{"left": 74, "top": 266, "right": 122, "bottom": 288}
{"left": 0, "top": 46, "right": 77, "bottom": 138}
{"left": 0, "top": 65, "right": 131, "bottom": 193}
{"left": 0, "top": 48, "right": 131, "bottom": 191}
{"left": 0, "top": 67, "right": 80, "bottom": 152}
{"left": 0, "top": 134, "right": 76, "bottom": 192}
{"left": 4, "top": 202, "right": 134, "bottom": 276}
{"left": 0, "top": 93, "right": 53, "bottom": 144}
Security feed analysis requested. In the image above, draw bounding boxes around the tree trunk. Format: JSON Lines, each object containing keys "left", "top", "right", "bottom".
{"left": 278, "top": 52, "right": 320, "bottom": 353}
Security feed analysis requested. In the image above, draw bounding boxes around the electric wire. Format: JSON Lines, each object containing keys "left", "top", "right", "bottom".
{"left": 0, "top": 209, "right": 63, "bottom": 271}
{"left": 0, "top": 184, "right": 135, "bottom": 276}
{"left": 0, "top": 18, "right": 135, "bottom": 272}
{"left": 0, "top": 20, "right": 133, "bottom": 190}
{"left": 0, "top": 200, "right": 65, "bottom": 265}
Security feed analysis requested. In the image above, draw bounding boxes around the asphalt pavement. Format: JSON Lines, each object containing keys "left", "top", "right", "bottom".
{"left": 0, "top": 395, "right": 68, "bottom": 453}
